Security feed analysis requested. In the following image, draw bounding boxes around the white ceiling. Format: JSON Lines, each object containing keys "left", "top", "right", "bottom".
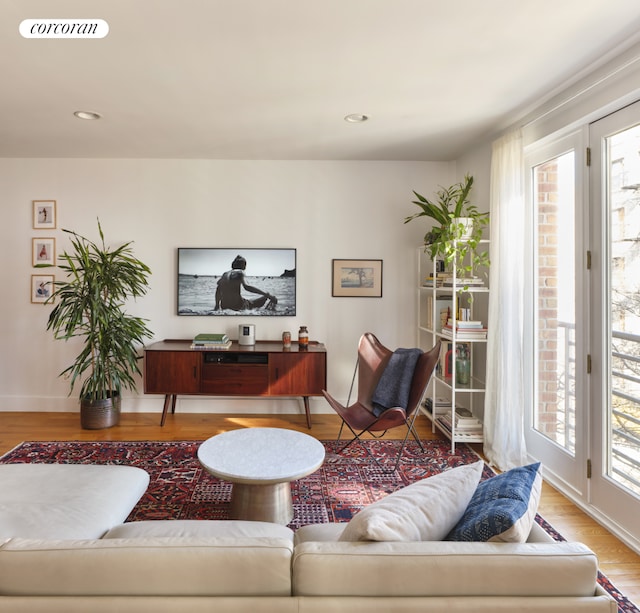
{"left": 2, "top": 0, "right": 640, "bottom": 161}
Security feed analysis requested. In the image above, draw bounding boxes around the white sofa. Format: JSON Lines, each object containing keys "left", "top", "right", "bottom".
{"left": 0, "top": 520, "right": 617, "bottom": 612}
{"left": 0, "top": 463, "right": 618, "bottom": 612}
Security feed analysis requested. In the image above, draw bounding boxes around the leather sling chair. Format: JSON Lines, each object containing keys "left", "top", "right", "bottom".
{"left": 323, "top": 333, "right": 441, "bottom": 472}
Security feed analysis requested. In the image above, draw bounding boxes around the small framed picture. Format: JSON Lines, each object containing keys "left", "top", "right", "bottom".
{"left": 32, "top": 200, "right": 57, "bottom": 229}
{"left": 31, "top": 274, "right": 55, "bottom": 304}
{"left": 332, "top": 259, "right": 383, "bottom": 298}
{"left": 32, "top": 237, "right": 56, "bottom": 267}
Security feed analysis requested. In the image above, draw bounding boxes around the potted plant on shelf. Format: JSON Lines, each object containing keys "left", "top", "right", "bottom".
{"left": 46, "top": 220, "right": 153, "bottom": 429}
{"left": 404, "top": 174, "right": 490, "bottom": 282}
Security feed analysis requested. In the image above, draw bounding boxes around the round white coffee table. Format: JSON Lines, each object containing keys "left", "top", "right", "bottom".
{"left": 197, "top": 427, "right": 325, "bottom": 524}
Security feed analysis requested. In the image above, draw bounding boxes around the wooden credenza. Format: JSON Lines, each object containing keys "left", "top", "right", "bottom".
{"left": 144, "top": 339, "right": 327, "bottom": 428}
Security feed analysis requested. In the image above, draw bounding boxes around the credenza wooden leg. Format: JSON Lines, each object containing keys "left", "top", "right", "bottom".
{"left": 303, "top": 396, "right": 312, "bottom": 429}
{"left": 160, "top": 394, "right": 173, "bottom": 427}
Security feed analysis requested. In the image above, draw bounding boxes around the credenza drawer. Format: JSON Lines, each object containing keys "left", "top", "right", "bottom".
{"left": 201, "top": 364, "right": 269, "bottom": 395}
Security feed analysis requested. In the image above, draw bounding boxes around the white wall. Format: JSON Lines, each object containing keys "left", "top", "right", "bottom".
{"left": 0, "top": 158, "right": 455, "bottom": 417}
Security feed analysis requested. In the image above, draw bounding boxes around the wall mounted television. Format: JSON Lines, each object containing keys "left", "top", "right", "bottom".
{"left": 177, "top": 248, "right": 296, "bottom": 316}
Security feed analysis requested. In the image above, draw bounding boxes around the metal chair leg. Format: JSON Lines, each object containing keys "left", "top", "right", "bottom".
{"left": 392, "top": 422, "right": 416, "bottom": 472}
{"left": 335, "top": 414, "right": 425, "bottom": 474}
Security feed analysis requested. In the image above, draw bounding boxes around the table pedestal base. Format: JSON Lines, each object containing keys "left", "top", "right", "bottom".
{"left": 230, "top": 481, "right": 293, "bottom": 525}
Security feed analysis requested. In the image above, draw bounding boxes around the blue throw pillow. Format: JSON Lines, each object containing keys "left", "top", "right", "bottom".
{"left": 445, "top": 462, "right": 542, "bottom": 543}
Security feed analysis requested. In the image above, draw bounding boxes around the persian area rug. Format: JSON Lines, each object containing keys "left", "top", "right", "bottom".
{"left": 0, "top": 439, "right": 482, "bottom": 526}
{"left": 1, "top": 439, "right": 637, "bottom": 613}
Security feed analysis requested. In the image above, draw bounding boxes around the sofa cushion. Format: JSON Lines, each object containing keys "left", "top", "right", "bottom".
{"left": 292, "top": 540, "right": 599, "bottom": 598}
{"left": 0, "top": 536, "right": 293, "bottom": 597}
{"left": 446, "top": 462, "right": 542, "bottom": 542}
{"left": 338, "top": 460, "right": 484, "bottom": 542}
{"left": 105, "top": 520, "right": 294, "bottom": 541}
{"left": 294, "top": 522, "right": 346, "bottom": 545}
{"left": 293, "top": 518, "right": 554, "bottom": 547}
{"left": 0, "top": 464, "right": 149, "bottom": 540}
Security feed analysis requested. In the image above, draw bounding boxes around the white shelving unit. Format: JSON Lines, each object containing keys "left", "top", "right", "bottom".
{"left": 417, "top": 242, "right": 489, "bottom": 451}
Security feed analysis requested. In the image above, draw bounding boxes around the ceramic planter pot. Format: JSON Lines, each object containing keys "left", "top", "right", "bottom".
{"left": 80, "top": 392, "right": 121, "bottom": 429}
{"left": 452, "top": 217, "right": 474, "bottom": 240}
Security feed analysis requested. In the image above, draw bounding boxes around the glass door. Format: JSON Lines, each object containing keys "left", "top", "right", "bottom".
{"left": 589, "top": 102, "right": 640, "bottom": 545}
{"left": 524, "top": 131, "right": 588, "bottom": 499}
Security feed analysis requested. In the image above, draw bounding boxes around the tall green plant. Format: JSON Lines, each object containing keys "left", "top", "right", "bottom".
{"left": 404, "top": 174, "right": 490, "bottom": 279}
{"left": 406, "top": 174, "right": 476, "bottom": 231}
{"left": 46, "top": 220, "right": 153, "bottom": 401}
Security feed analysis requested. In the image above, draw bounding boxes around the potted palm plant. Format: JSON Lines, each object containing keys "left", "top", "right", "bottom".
{"left": 404, "top": 174, "right": 490, "bottom": 280}
{"left": 46, "top": 220, "right": 153, "bottom": 429}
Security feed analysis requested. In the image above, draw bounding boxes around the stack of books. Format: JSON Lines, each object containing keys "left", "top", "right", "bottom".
{"left": 422, "top": 272, "right": 449, "bottom": 287}
{"left": 439, "top": 407, "right": 482, "bottom": 435}
{"left": 442, "top": 276, "right": 485, "bottom": 288}
{"left": 190, "top": 333, "right": 232, "bottom": 350}
{"left": 441, "top": 319, "right": 487, "bottom": 340}
{"left": 423, "top": 397, "right": 452, "bottom": 415}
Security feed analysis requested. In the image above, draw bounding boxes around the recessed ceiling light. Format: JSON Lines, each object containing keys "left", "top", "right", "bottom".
{"left": 74, "top": 110, "right": 102, "bottom": 120}
{"left": 344, "top": 113, "right": 369, "bottom": 123}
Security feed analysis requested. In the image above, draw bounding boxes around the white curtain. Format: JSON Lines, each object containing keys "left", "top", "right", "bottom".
{"left": 483, "top": 129, "right": 527, "bottom": 470}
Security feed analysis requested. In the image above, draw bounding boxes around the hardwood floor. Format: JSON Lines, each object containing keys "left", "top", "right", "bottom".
{"left": 1, "top": 410, "right": 639, "bottom": 605}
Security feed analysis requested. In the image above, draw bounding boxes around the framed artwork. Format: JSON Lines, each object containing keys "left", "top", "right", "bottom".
{"left": 32, "top": 200, "right": 56, "bottom": 229}
{"left": 32, "top": 237, "right": 55, "bottom": 266}
{"left": 31, "top": 274, "right": 54, "bottom": 304}
{"left": 332, "top": 259, "right": 383, "bottom": 297}
{"left": 177, "top": 247, "right": 296, "bottom": 316}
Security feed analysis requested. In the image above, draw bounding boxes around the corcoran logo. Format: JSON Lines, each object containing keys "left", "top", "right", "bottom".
{"left": 19, "top": 19, "right": 109, "bottom": 38}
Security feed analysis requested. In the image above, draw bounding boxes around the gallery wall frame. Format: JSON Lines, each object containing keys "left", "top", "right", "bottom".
{"left": 31, "top": 274, "right": 54, "bottom": 304}
{"left": 332, "top": 258, "right": 383, "bottom": 298}
{"left": 32, "top": 237, "right": 56, "bottom": 267}
{"left": 32, "top": 200, "right": 57, "bottom": 229}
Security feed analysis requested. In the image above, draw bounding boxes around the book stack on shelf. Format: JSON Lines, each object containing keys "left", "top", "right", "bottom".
{"left": 422, "top": 272, "right": 449, "bottom": 287}
{"left": 438, "top": 407, "right": 483, "bottom": 437}
{"left": 441, "top": 319, "right": 487, "bottom": 340}
{"left": 423, "top": 396, "right": 452, "bottom": 415}
{"left": 190, "top": 333, "right": 232, "bottom": 350}
{"left": 442, "top": 276, "right": 486, "bottom": 288}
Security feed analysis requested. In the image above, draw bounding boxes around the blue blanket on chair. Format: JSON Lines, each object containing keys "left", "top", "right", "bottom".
{"left": 371, "top": 347, "right": 423, "bottom": 417}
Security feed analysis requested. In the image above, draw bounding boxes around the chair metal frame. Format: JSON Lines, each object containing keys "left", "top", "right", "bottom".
{"left": 323, "top": 333, "right": 441, "bottom": 472}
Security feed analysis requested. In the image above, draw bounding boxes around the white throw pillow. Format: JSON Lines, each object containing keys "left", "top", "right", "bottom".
{"left": 338, "top": 460, "right": 484, "bottom": 542}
